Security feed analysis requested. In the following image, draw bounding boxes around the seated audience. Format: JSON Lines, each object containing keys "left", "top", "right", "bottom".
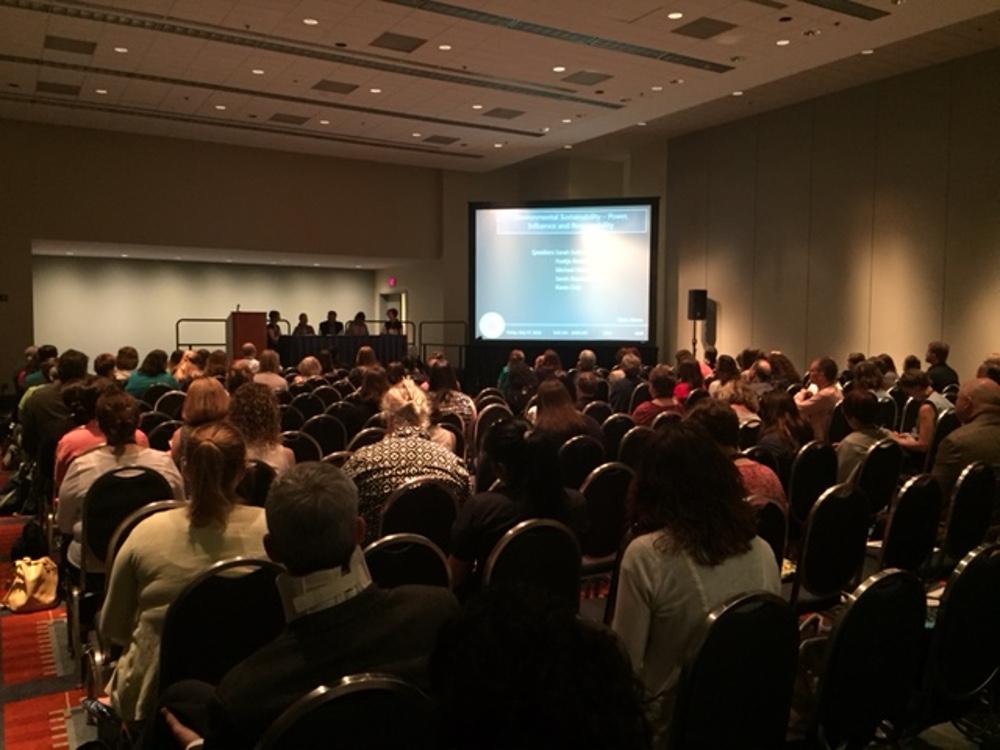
{"left": 534, "top": 349, "right": 565, "bottom": 383}
{"left": 747, "top": 359, "right": 775, "bottom": 397}
{"left": 348, "top": 345, "right": 379, "bottom": 386}
{"left": 169, "top": 377, "right": 230, "bottom": 466}
{"left": 707, "top": 354, "right": 740, "bottom": 397}
{"left": 58, "top": 389, "right": 184, "bottom": 572}
{"left": 291, "top": 313, "right": 315, "bottom": 336}
{"left": 840, "top": 352, "right": 866, "bottom": 386}
{"left": 632, "top": 365, "right": 682, "bottom": 427}
{"left": 23, "top": 344, "right": 58, "bottom": 388}
{"left": 931, "top": 378, "right": 1000, "bottom": 499}
{"left": 978, "top": 355, "right": 1000, "bottom": 385}
{"left": 252, "top": 349, "right": 287, "bottom": 392}
{"left": 575, "top": 348, "right": 597, "bottom": 374}
{"left": 427, "top": 358, "right": 477, "bottom": 442}
{"left": 228, "top": 382, "right": 295, "bottom": 475}
{"left": 432, "top": 587, "right": 652, "bottom": 750}
{"left": 20, "top": 349, "right": 89, "bottom": 458}
{"left": 496, "top": 349, "right": 525, "bottom": 393}
{"left": 836, "top": 390, "right": 892, "bottom": 483}
{"left": 609, "top": 353, "right": 643, "bottom": 413}
{"left": 93, "top": 352, "right": 116, "bottom": 378}
{"left": 343, "top": 379, "right": 469, "bottom": 544}
{"left": 903, "top": 354, "right": 921, "bottom": 371}
{"left": 172, "top": 350, "right": 204, "bottom": 388}
{"left": 125, "top": 349, "right": 179, "bottom": 400}
{"left": 925, "top": 340, "right": 959, "bottom": 392}
{"left": 612, "top": 423, "right": 780, "bottom": 741}
{"left": 715, "top": 379, "right": 761, "bottom": 426}
{"left": 794, "top": 357, "right": 841, "bottom": 441}
{"left": 685, "top": 399, "right": 785, "bottom": 509}
{"left": 757, "top": 391, "right": 813, "bottom": 485}
{"left": 233, "top": 343, "right": 259, "bottom": 374}
{"left": 891, "top": 369, "right": 953, "bottom": 454}
{"left": 450, "top": 420, "right": 588, "bottom": 593}
{"left": 852, "top": 359, "right": 889, "bottom": 399}
{"left": 874, "top": 352, "right": 899, "bottom": 388}
{"left": 766, "top": 351, "right": 801, "bottom": 391}
{"left": 574, "top": 371, "right": 600, "bottom": 411}
{"left": 352, "top": 366, "right": 390, "bottom": 422}
{"left": 531, "top": 379, "right": 603, "bottom": 447}
{"left": 156, "top": 462, "right": 459, "bottom": 749}
{"left": 503, "top": 357, "right": 538, "bottom": 416}
{"left": 293, "top": 355, "right": 322, "bottom": 384}
{"left": 100, "top": 422, "right": 267, "bottom": 723}
{"left": 14, "top": 345, "right": 38, "bottom": 396}
{"left": 672, "top": 358, "right": 704, "bottom": 404}
{"left": 203, "top": 350, "right": 229, "bottom": 380}
{"left": 344, "top": 311, "right": 370, "bottom": 336}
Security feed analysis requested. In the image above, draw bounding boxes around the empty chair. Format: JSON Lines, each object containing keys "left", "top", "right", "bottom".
{"left": 827, "top": 402, "right": 851, "bottom": 444}
{"left": 483, "top": 519, "right": 581, "bottom": 613}
{"left": 876, "top": 475, "right": 942, "bottom": 572}
{"left": 785, "top": 483, "right": 870, "bottom": 614}
{"left": 364, "top": 533, "right": 451, "bottom": 589}
{"left": 290, "top": 393, "right": 324, "bottom": 420}
{"left": 887, "top": 386, "right": 909, "bottom": 430}
{"left": 738, "top": 421, "right": 760, "bottom": 449}
{"left": 601, "top": 413, "right": 635, "bottom": 461}
{"left": 474, "top": 403, "right": 513, "bottom": 454}
{"left": 331, "top": 380, "right": 357, "bottom": 399}
{"left": 158, "top": 557, "right": 285, "bottom": 695}
{"left": 628, "top": 381, "right": 652, "bottom": 413}
{"left": 853, "top": 438, "right": 903, "bottom": 517}
{"left": 788, "top": 441, "right": 838, "bottom": 528}
{"left": 281, "top": 430, "right": 323, "bottom": 463}
{"left": 235, "top": 460, "right": 277, "bottom": 508}
{"left": 138, "top": 410, "right": 172, "bottom": 436}
{"left": 378, "top": 477, "right": 460, "bottom": 554}
{"left": 578, "top": 462, "right": 633, "bottom": 571}
{"left": 875, "top": 397, "right": 897, "bottom": 429}
{"left": 279, "top": 404, "right": 304, "bottom": 432}
{"left": 474, "top": 393, "right": 507, "bottom": 411}
{"left": 322, "top": 450, "right": 353, "bottom": 468}
{"left": 805, "top": 570, "right": 927, "bottom": 749}
{"left": 153, "top": 390, "right": 186, "bottom": 420}
{"left": 558, "top": 435, "right": 606, "bottom": 489}
{"left": 751, "top": 498, "right": 787, "bottom": 569}
{"left": 617, "top": 425, "right": 655, "bottom": 472}
{"left": 256, "top": 675, "right": 432, "bottom": 750}
{"left": 475, "top": 386, "right": 504, "bottom": 402}
{"left": 923, "top": 409, "right": 961, "bottom": 473}
{"left": 310, "top": 385, "right": 341, "bottom": 407}
{"left": 301, "top": 414, "right": 348, "bottom": 455}
{"left": 940, "top": 461, "right": 996, "bottom": 564}
{"left": 147, "top": 420, "right": 183, "bottom": 452}
{"left": 142, "top": 382, "right": 173, "bottom": 407}
{"left": 347, "top": 427, "right": 385, "bottom": 452}
{"left": 582, "top": 400, "right": 613, "bottom": 425}
{"left": 668, "top": 592, "right": 798, "bottom": 750}
{"left": 326, "top": 401, "right": 365, "bottom": 440}
{"left": 741, "top": 445, "right": 780, "bottom": 476}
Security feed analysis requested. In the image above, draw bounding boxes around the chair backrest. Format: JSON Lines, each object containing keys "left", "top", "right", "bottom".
{"left": 741, "top": 446, "right": 780, "bottom": 476}
{"left": 106, "top": 500, "right": 185, "bottom": 572}
{"left": 476, "top": 386, "right": 504, "bottom": 401}
{"left": 791, "top": 483, "right": 870, "bottom": 604}
{"left": 142, "top": 382, "right": 173, "bottom": 406}
{"left": 474, "top": 403, "right": 513, "bottom": 453}
{"left": 147, "top": 420, "right": 183, "bottom": 452}
{"left": 853, "top": 438, "right": 903, "bottom": 517}
{"left": 281, "top": 430, "right": 323, "bottom": 463}
{"left": 582, "top": 400, "right": 613, "bottom": 425}
{"left": 331, "top": 379, "right": 357, "bottom": 398}
{"left": 363, "top": 533, "right": 450, "bottom": 589}
{"left": 279, "top": 404, "right": 305, "bottom": 432}
{"left": 436, "top": 421, "right": 465, "bottom": 458}
{"left": 159, "top": 557, "right": 285, "bottom": 694}
{"left": 887, "top": 386, "right": 908, "bottom": 429}
{"left": 379, "top": 477, "right": 459, "bottom": 553}
{"left": 236, "top": 460, "right": 278, "bottom": 508}
{"left": 923, "top": 409, "right": 961, "bottom": 473}
{"left": 301, "top": 414, "right": 348, "bottom": 455}
{"left": 325, "top": 401, "right": 365, "bottom": 439}
{"left": 322, "top": 450, "right": 353, "bottom": 467}
{"left": 347, "top": 426, "right": 386, "bottom": 452}
{"left": 879, "top": 474, "right": 942, "bottom": 571}
{"left": 900, "top": 396, "right": 925, "bottom": 434}
{"left": 364, "top": 412, "right": 389, "bottom": 430}
{"left": 138, "top": 410, "right": 172, "bottom": 436}
{"left": 814, "top": 570, "right": 927, "bottom": 748}
{"left": 616, "top": 425, "right": 655, "bottom": 472}
{"left": 594, "top": 378, "right": 610, "bottom": 402}
{"left": 788, "top": 440, "right": 838, "bottom": 525}
{"left": 943, "top": 461, "right": 996, "bottom": 561}
{"left": 483, "top": 519, "right": 581, "bottom": 612}
{"left": 603, "top": 527, "right": 636, "bottom": 625}
{"left": 668, "top": 592, "right": 798, "bottom": 750}
{"left": 652, "top": 410, "right": 682, "bottom": 431}
{"left": 290, "top": 393, "right": 324, "bottom": 420}
{"left": 923, "top": 543, "right": 1000, "bottom": 705}
{"left": 153, "top": 390, "right": 187, "bottom": 420}
{"left": 751, "top": 498, "right": 787, "bottom": 569}
{"left": 737, "top": 420, "right": 761, "bottom": 449}
{"left": 875, "top": 397, "right": 897, "bottom": 429}
{"left": 256, "top": 674, "right": 432, "bottom": 750}
{"left": 80, "top": 466, "right": 175, "bottom": 576}
{"left": 827, "top": 402, "right": 851, "bottom": 444}
{"left": 578, "top": 462, "right": 634, "bottom": 558}
{"left": 557, "top": 435, "right": 606, "bottom": 489}
{"left": 601, "top": 413, "right": 635, "bottom": 461}
{"left": 474, "top": 393, "right": 507, "bottom": 411}
{"left": 628, "top": 381, "right": 652, "bottom": 413}
{"left": 310, "top": 385, "right": 341, "bottom": 407}
{"left": 435, "top": 411, "right": 464, "bottom": 433}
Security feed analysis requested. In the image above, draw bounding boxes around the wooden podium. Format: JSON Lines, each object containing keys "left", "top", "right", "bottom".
{"left": 226, "top": 311, "right": 267, "bottom": 358}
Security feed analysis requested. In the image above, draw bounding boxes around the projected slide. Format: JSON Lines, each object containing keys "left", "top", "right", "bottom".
{"left": 473, "top": 203, "right": 653, "bottom": 342}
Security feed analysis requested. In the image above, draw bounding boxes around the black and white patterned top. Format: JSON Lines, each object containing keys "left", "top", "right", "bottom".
{"left": 343, "top": 426, "right": 470, "bottom": 544}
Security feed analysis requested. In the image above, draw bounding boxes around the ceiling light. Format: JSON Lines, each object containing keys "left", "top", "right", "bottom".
{"left": 563, "top": 144, "right": 573, "bottom": 150}
{"left": 312, "top": 263, "right": 320, "bottom": 267}
{"left": 667, "top": 12, "right": 684, "bottom": 20}
{"left": 561, "top": 118, "right": 572, "bottom": 123}
{"left": 226, "top": 259, "right": 233, "bottom": 263}
{"left": 437, "top": 44, "right": 452, "bottom": 51}
{"left": 319, "top": 119, "right": 330, "bottom": 125}
{"left": 369, "top": 87, "right": 381, "bottom": 93}
{"left": 861, "top": 49, "right": 875, "bottom": 55}
{"left": 113, "top": 46, "right": 128, "bottom": 53}
{"left": 637, "top": 122, "right": 647, "bottom": 127}
{"left": 651, "top": 85, "right": 663, "bottom": 92}
{"left": 493, "top": 143, "right": 503, "bottom": 148}
{"left": 173, "top": 256, "right": 181, "bottom": 260}
{"left": 412, "top": 132, "right": 422, "bottom": 137}
{"left": 302, "top": 18, "right": 319, "bottom": 25}
{"left": 472, "top": 104, "right": 483, "bottom": 110}
{"left": 214, "top": 104, "right": 227, "bottom": 110}
{"left": 776, "top": 39, "right": 790, "bottom": 46}
{"left": 552, "top": 66, "right": 566, "bottom": 73}
{"left": 354, "top": 265, "right": 362, "bottom": 269}
{"left": 541, "top": 127, "right": 550, "bottom": 132}
{"left": 95, "top": 88, "right": 108, "bottom": 95}
{"left": 120, "top": 253, "right": 128, "bottom": 258}
{"left": 65, "top": 251, "right": 74, "bottom": 256}
{"left": 732, "top": 90, "right": 744, "bottom": 96}
{"left": 251, "top": 68, "right": 265, "bottom": 75}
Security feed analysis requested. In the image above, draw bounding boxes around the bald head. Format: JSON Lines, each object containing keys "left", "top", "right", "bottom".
{"left": 956, "top": 378, "right": 1000, "bottom": 423}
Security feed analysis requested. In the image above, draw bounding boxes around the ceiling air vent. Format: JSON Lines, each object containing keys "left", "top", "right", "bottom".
{"left": 424, "top": 135, "right": 459, "bottom": 144}
{"left": 370, "top": 32, "right": 427, "bottom": 52}
{"left": 36, "top": 80, "right": 80, "bottom": 96}
{"left": 43, "top": 35, "right": 97, "bottom": 55}
{"left": 672, "top": 18, "right": 738, "bottom": 40}
{"left": 313, "top": 79, "right": 359, "bottom": 94}
{"left": 482, "top": 107, "right": 525, "bottom": 119}
{"left": 562, "top": 71, "right": 612, "bottom": 86}
{"left": 270, "top": 113, "right": 310, "bottom": 125}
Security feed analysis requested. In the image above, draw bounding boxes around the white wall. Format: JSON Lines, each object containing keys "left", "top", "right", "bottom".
{"left": 33, "top": 255, "right": 374, "bottom": 358}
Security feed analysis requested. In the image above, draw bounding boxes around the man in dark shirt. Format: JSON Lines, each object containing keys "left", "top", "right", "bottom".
{"left": 318, "top": 310, "right": 343, "bottom": 336}
{"left": 20, "top": 349, "right": 88, "bottom": 457}
{"left": 159, "top": 462, "right": 459, "bottom": 749}
{"left": 608, "top": 353, "right": 642, "bottom": 413}
{"left": 925, "top": 340, "right": 959, "bottom": 393}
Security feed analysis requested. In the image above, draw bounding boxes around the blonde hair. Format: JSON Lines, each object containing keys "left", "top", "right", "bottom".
{"left": 183, "top": 422, "right": 246, "bottom": 527}
{"left": 297, "top": 356, "right": 322, "bottom": 378}
{"left": 174, "top": 350, "right": 203, "bottom": 382}
{"left": 181, "top": 376, "right": 230, "bottom": 425}
{"left": 381, "top": 378, "right": 430, "bottom": 428}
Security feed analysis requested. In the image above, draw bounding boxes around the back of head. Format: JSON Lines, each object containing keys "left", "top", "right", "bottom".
{"left": 64, "top": 376, "right": 112, "bottom": 426}
{"left": 903, "top": 354, "right": 921, "bottom": 370}
{"left": 240, "top": 342, "right": 257, "bottom": 358}
{"left": 847, "top": 352, "right": 866, "bottom": 369}
{"left": 485, "top": 420, "right": 563, "bottom": 518}
{"left": 96, "top": 388, "right": 140, "bottom": 446}
{"left": 897, "top": 368, "right": 930, "bottom": 392}
{"left": 814, "top": 357, "right": 838, "bottom": 385}
{"left": 229, "top": 382, "right": 281, "bottom": 445}
{"left": 139, "top": 349, "right": 168, "bottom": 376}
{"left": 94, "top": 352, "right": 116, "bottom": 378}
{"left": 428, "top": 358, "right": 460, "bottom": 393}
{"left": 298, "top": 355, "right": 322, "bottom": 378}
{"left": 577, "top": 349, "right": 597, "bottom": 371}
{"left": 685, "top": 398, "right": 740, "bottom": 449}
{"left": 182, "top": 376, "right": 230, "bottom": 425}
{"left": 355, "top": 346, "right": 378, "bottom": 368}
{"left": 852, "top": 360, "right": 884, "bottom": 392}
{"left": 875, "top": 353, "right": 897, "bottom": 375}
{"left": 767, "top": 352, "right": 801, "bottom": 385}
{"left": 620, "top": 353, "right": 641, "bottom": 378}
{"left": 979, "top": 358, "right": 1000, "bottom": 386}
{"left": 508, "top": 349, "right": 525, "bottom": 366}
{"left": 183, "top": 422, "right": 246, "bottom": 527}
{"left": 759, "top": 390, "right": 799, "bottom": 428}
{"left": 382, "top": 378, "right": 430, "bottom": 429}
{"left": 842, "top": 389, "right": 878, "bottom": 427}
{"left": 961, "top": 378, "right": 1000, "bottom": 418}
{"left": 534, "top": 379, "right": 582, "bottom": 433}
{"left": 576, "top": 371, "right": 598, "bottom": 399}
{"left": 715, "top": 355, "right": 740, "bottom": 383}
{"left": 752, "top": 359, "right": 772, "bottom": 383}
{"left": 360, "top": 366, "right": 389, "bottom": 401}
{"left": 927, "top": 340, "right": 950, "bottom": 364}
{"left": 648, "top": 365, "right": 677, "bottom": 400}
{"left": 265, "top": 463, "right": 359, "bottom": 575}
{"left": 704, "top": 346, "right": 718, "bottom": 368}
{"left": 677, "top": 358, "right": 703, "bottom": 387}
{"left": 541, "top": 349, "right": 563, "bottom": 372}
{"left": 258, "top": 349, "right": 281, "bottom": 374}
{"left": 57, "top": 349, "right": 89, "bottom": 383}
{"left": 716, "top": 379, "right": 759, "bottom": 413}
{"left": 37, "top": 344, "right": 59, "bottom": 362}
{"left": 205, "top": 350, "right": 229, "bottom": 377}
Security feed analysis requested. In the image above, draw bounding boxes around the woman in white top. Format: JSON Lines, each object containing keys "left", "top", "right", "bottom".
{"left": 100, "top": 421, "right": 268, "bottom": 722}
{"left": 611, "top": 422, "right": 780, "bottom": 745}
{"left": 227, "top": 382, "right": 295, "bottom": 474}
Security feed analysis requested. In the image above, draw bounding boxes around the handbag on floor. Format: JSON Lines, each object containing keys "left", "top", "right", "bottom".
{"left": 2, "top": 556, "right": 59, "bottom": 612}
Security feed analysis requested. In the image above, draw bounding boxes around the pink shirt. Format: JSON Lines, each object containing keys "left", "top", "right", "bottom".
{"left": 736, "top": 459, "right": 787, "bottom": 511}
{"left": 54, "top": 421, "right": 150, "bottom": 493}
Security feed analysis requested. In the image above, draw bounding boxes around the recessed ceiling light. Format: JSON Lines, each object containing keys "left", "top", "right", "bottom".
{"left": 561, "top": 118, "right": 572, "bottom": 123}
{"left": 354, "top": 265, "right": 362, "bottom": 269}
{"left": 472, "top": 104, "right": 483, "bottom": 110}
{"left": 113, "top": 46, "right": 128, "bottom": 53}
{"left": 251, "top": 68, "right": 265, "bottom": 75}
{"left": 670, "top": 78, "right": 684, "bottom": 85}
{"left": 173, "top": 256, "right": 181, "bottom": 260}
{"left": 437, "top": 44, "right": 452, "bottom": 51}
{"left": 412, "top": 132, "right": 422, "bottom": 137}
{"left": 861, "top": 49, "right": 875, "bottom": 55}
{"left": 369, "top": 87, "right": 381, "bottom": 93}
{"left": 319, "top": 119, "right": 330, "bottom": 125}
{"left": 65, "top": 251, "right": 74, "bottom": 256}
{"left": 552, "top": 66, "right": 566, "bottom": 73}
{"left": 541, "top": 127, "right": 550, "bottom": 132}
{"left": 95, "top": 88, "right": 108, "bottom": 95}
{"left": 651, "top": 85, "right": 664, "bottom": 92}
{"left": 563, "top": 144, "right": 573, "bottom": 150}
{"left": 776, "top": 39, "right": 790, "bottom": 46}
{"left": 637, "top": 122, "right": 647, "bottom": 127}
{"left": 302, "top": 18, "right": 319, "bottom": 25}
{"left": 312, "top": 263, "right": 320, "bottom": 267}
{"left": 226, "top": 259, "right": 233, "bottom": 263}
{"left": 732, "top": 90, "right": 744, "bottom": 96}
{"left": 667, "top": 11, "right": 684, "bottom": 20}
{"left": 493, "top": 143, "right": 503, "bottom": 148}
{"left": 120, "top": 253, "right": 128, "bottom": 258}
{"left": 214, "top": 104, "right": 227, "bottom": 110}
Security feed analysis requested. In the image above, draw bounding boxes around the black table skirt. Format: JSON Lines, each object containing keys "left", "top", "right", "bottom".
{"left": 277, "top": 335, "right": 407, "bottom": 369}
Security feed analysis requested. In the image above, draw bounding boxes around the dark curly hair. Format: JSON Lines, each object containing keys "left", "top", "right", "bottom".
{"left": 228, "top": 382, "right": 281, "bottom": 445}
{"left": 629, "top": 422, "right": 755, "bottom": 566}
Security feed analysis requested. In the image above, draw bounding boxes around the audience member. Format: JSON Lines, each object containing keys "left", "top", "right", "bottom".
{"left": 836, "top": 390, "right": 891, "bottom": 483}
{"left": 925, "top": 340, "right": 959, "bottom": 392}
{"left": 632, "top": 365, "right": 682, "bottom": 427}
{"left": 715, "top": 379, "right": 761, "bottom": 426}
{"left": 703, "top": 345, "right": 718, "bottom": 372}
{"left": 234, "top": 343, "right": 259, "bottom": 374}
{"left": 978, "top": 355, "right": 1000, "bottom": 386}
{"left": 708, "top": 354, "right": 740, "bottom": 397}
{"left": 931, "top": 379, "right": 1000, "bottom": 499}
{"left": 318, "top": 310, "right": 343, "bottom": 336}
{"left": 265, "top": 310, "right": 282, "bottom": 348}
{"left": 93, "top": 352, "right": 116, "bottom": 378}
{"left": 23, "top": 344, "right": 58, "bottom": 388}
{"left": 903, "top": 354, "right": 921, "bottom": 371}
{"left": 203, "top": 350, "right": 229, "bottom": 379}
{"left": 532, "top": 379, "right": 603, "bottom": 447}
{"left": 874, "top": 353, "right": 899, "bottom": 388}
{"left": 767, "top": 351, "right": 801, "bottom": 391}
{"left": 100, "top": 422, "right": 267, "bottom": 723}
{"left": 757, "top": 391, "right": 813, "bottom": 485}
{"left": 852, "top": 359, "right": 889, "bottom": 399}
{"left": 609, "top": 353, "right": 643, "bottom": 413}
{"left": 427, "top": 358, "right": 476, "bottom": 442}
{"left": 172, "top": 350, "right": 203, "bottom": 388}
{"left": 672, "top": 358, "right": 704, "bottom": 404}
{"left": 252, "top": 350, "right": 287, "bottom": 392}
{"left": 612, "top": 423, "right": 780, "bottom": 741}
{"left": 534, "top": 349, "right": 565, "bottom": 383}
{"left": 576, "top": 348, "right": 597, "bottom": 374}
{"left": 352, "top": 366, "right": 390, "bottom": 422}
{"left": 14, "top": 345, "right": 39, "bottom": 395}
{"left": 169, "top": 377, "right": 230, "bottom": 466}
{"left": 125, "top": 350, "right": 179, "bottom": 400}
{"left": 497, "top": 349, "right": 524, "bottom": 393}
{"left": 228, "top": 382, "right": 295, "bottom": 475}
{"left": 345, "top": 311, "right": 370, "bottom": 336}
{"left": 747, "top": 359, "right": 775, "bottom": 397}
{"left": 840, "top": 352, "right": 866, "bottom": 385}
{"left": 794, "top": 357, "right": 841, "bottom": 441}
{"left": 21, "top": 349, "right": 89, "bottom": 458}
{"left": 291, "top": 313, "right": 315, "bottom": 336}
{"left": 293, "top": 355, "right": 322, "bottom": 384}
{"left": 677, "top": 348, "right": 711, "bottom": 380}
{"left": 503, "top": 357, "right": 538, "bottom": 416}
{"left": 575, "top": 371, "right": 600, "bottom": 411}
{"left": 891, "top": 369, "right": 952, "bottom": 455}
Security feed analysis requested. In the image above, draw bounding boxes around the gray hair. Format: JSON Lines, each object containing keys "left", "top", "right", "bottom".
{"left": 577, "top": 349, "right": 597, "bottom": 371}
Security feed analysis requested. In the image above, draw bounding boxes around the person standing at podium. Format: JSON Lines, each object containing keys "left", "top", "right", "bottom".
{"left": 319, "top": 310, "right": 344, "bottom": 336}
{"left": 266, "top": 310, "right": 282, "bottom": 347}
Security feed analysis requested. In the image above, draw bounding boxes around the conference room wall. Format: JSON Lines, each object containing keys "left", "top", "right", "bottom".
{"left": 32, "top": 255, "right": 374, "bottom": 363}
{"left": 666, "top": 48, "right": 1000, "bottom": 381}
